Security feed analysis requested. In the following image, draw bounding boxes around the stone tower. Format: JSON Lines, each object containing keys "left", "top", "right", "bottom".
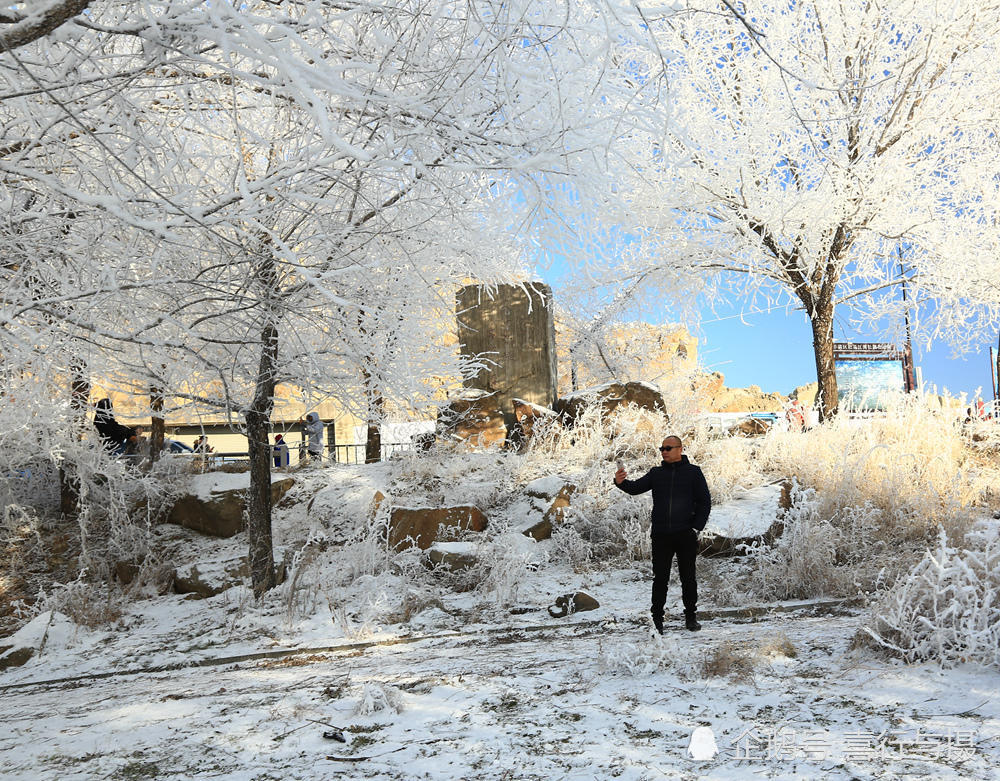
{"left": 455, "top": 282, "right": 558, "bottom": 426}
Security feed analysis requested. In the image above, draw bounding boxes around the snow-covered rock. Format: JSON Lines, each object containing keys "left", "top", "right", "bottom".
{"left": 388, "top": 505, "right": 488, "bottom": 550}
{"left": 0, "top": 611, "right": 78, "bottom": 670}
{"left": 167, "top": 474, "right": 294, "bottom": 537}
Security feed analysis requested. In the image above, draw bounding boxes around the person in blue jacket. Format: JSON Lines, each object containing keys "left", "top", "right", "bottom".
{"left": 614, "top": 435, "right": 712, "bottom": 633}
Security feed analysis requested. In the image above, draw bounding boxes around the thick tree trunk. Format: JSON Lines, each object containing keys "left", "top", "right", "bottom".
{"left": 362, "top": 356, "right": 383, "bottom": 464}
{"left": 246, "top": 322, "right": 278, "bottom": 596}
{"left": 810, "top": 297, "right": 838, "bottom": 422}
{"left": 365, "top": 419, "right": 381, "bottom": 464}
{"left": 149, "top": 384, "right": 165, "bottom": 463}
{"left": 59, "top": 359, "right": 89, "bottom": 517}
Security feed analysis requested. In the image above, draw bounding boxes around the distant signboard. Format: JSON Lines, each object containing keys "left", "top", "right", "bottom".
{"left": 833, "top": 342, "right": 914, "bottom": 411}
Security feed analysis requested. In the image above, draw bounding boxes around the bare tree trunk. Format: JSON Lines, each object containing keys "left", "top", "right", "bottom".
{"left": 246, "top": 321, "right": 278, "bottom": 596}
{"left": 364, "top": 382, "right": 383, "bottom": 464}
{"left": 149, "top": 383, "right": 165, "bottom": 463}
{"left": 810, "top": 296, "right": 838, "bottom": 422}
{"left": 59, "top": 358, "right": 89, "bottom": 517}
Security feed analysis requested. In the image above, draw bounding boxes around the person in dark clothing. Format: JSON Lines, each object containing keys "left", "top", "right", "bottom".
{"left": 93, "top": 398, "right": 138, "bottom": 456}
{"left": 614, "top": 435, "right": 711, "bottom": 633}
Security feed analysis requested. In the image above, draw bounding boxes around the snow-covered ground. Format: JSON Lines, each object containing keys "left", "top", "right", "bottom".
{"left": 1, "top": 463, "right": 998, "bottom": 780}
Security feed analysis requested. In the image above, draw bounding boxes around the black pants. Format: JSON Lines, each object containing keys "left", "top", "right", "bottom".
{"left": 650, "top": 529, "right": 699, "bottom": 618}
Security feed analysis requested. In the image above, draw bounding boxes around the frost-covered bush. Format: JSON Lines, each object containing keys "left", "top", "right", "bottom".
{"left": 549, "top": 524, "right": 593, "bottom": 571}
{"left": 353, "top": 682, "right": 405, "bottom": 715}
{"left": 754, "top": 394, "right": 991, "bottom": 541}
{"left": 599, "top": 633, "right": 700, "bottom": 677}
{"left": 598, "top": 638, "right": 671, "bottom": 676}
{"left": 475, "top": 538, "right": 538, "bottom": 608}
{"left": 743, "top": 481, "right": 842, "bottom": 599}
{"left": 697, "top": 436, "right": 767, "bottom": 504}
{"left": 34, "top": 576, "right": 126, "bottom": 628}
{"left": 742, "top": 478, "right": 920, "bottom": 601}
{"left": 862, "top": 529, "right": 1000, "bottom": 668}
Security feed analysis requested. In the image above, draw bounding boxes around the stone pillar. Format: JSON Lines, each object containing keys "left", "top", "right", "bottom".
{"left": 456, "top": 282, "right": 557, "bottom": 428}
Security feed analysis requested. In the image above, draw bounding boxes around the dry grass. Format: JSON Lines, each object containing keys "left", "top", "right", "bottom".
{"left": 758, "top": 631, "right": 797, "bottom": 659}
{"left": 701, "top": 640, "right": 756, "bottom": 680}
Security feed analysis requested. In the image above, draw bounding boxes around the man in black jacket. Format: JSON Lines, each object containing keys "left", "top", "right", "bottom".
{"left": 614, "top": 435, "right": 711, "bottom": 633}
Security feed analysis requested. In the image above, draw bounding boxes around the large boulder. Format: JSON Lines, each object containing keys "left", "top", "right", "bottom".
{"left": 509, "top": 398, "right": 558, "bottom": 452}
{"left": 387, "top": 505, "right": 488, "bottom": 550}
{"left": 698, "top": 480, "right": 790, "bottom": 556}
{"left": 728, "top": 417, "right": 773, "bottom": 437}
{"left": 698, "top": 520, "right": 784, "bottom": 557}
{"left": 437, "top": 389, "right": 507, "bottom": 449}
{"left": 167, "top": 475, "right": 294, "bottom": 537}
{"left": 555, "top": 382, "right": 665, "bottom": 426}
{"left": 426, "top": 542, "right": 479, "bottom": 572}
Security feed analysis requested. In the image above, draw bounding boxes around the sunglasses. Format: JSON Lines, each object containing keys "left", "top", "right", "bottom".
{"left": 659, "top": 445, "right": 680, "bottom": 451}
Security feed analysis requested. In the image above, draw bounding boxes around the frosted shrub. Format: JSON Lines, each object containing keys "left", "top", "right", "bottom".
{"left": 614, "top": 506, "right": 651, "bottom": 562}
{"left": 550, "top": 524, "right": 593, "bottom": 572}
{"left": 745, "top": 481, "right": 842, "bottom": 599}
{"left": 598, "top": 638, "right": 670, "bottom": 676}
{"left": 698, "top": 436, "right": 766, "bottom": 504}
{"left": 754, "top": 393, "right": 991, "bottom": 541}
{"left": 35, "top": 576, "right": 126, "bottom": 628}
{"left": 862, "top": 529, "right": 1000, "bottom": 668}
{"left": 353, "top": 682, "right": 405, "bottom": 715}
{"left": 476, "top": 541, "right": 536, "bottom": 608}
{"left": 340, "top": 510, "right": 393, "bottom": 582}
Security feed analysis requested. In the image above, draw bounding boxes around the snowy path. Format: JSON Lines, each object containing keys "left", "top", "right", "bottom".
{"left": 2, "top": 606, "right": 998, "bottom": 780}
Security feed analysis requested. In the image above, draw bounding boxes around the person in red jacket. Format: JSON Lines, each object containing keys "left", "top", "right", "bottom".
{"left": 614, "top": 435, "right": 712, "bottom": 633}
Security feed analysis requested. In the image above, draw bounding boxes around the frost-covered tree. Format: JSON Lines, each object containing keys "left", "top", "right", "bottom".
{"left": 630, "top": 0, "right": 1000, "bottom": 419}
{"left": 0, "top": 0, "right": 656, "bottom": 593}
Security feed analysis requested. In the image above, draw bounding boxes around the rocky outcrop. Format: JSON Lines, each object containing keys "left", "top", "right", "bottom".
{"left": 509, "top": 398, "right": 557, "bottom": 452}
{"left": 789, "top": 382, "right": 818, "bottom": 407}
{"left": 555, "top": 382, "right": 666, "bottom": 425}
{"left": 556, "top": 321, "right": 698, "bottom": 394}
{"left": 547, "top": 591, "right": 600, "bottom": 617}
{"left": 167, "top": 477, "right": 294, "bottom": 537}
{"left": 693, "top": 371, "right": 787, "bottom": 413}
{"left": 521, "top": 477, "right": 577, "bottom": 541}
{"left": 729, "top": 417, "right": 772, "bottom": 437}
{"left": 387, "top": 505, "right": 488, "bottom": 550}
{"left": 437, "top": 389, "right": 507, "bottom": 449}
{"left": 426, "top": 542, "right": 479, "bottom": 572}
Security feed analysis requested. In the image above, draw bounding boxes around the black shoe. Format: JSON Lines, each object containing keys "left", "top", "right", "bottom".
{"left": 651, "top": 613, "right": 664, "bottom": 635}
{"left": 685, "top": 613, "right": 701, "bottom": 631}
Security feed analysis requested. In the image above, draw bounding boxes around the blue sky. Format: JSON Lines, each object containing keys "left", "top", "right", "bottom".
{"left": 539, "top": 262, "right": 999, "bottom": 402}
{"left": 696, "top": 297, "right": 998, "bottom": 401}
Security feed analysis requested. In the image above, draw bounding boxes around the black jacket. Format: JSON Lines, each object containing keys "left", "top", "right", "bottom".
{"left": 614, "top": 455, "right": 711, "bottom": 533}
{"left": 94, "top": 409, "right": 136, "bottom": 452}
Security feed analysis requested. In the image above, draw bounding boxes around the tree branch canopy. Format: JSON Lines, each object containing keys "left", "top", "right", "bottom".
{"left": 0, "top": 0, "right": 92, "bottom": 52}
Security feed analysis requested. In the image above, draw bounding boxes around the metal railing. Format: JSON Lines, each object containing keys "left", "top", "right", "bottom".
{"left": 327, "top": 442, "right": 416, "bottom": 464}
{"left": 167, "top": 442, "right": 418, "bottom": 467}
